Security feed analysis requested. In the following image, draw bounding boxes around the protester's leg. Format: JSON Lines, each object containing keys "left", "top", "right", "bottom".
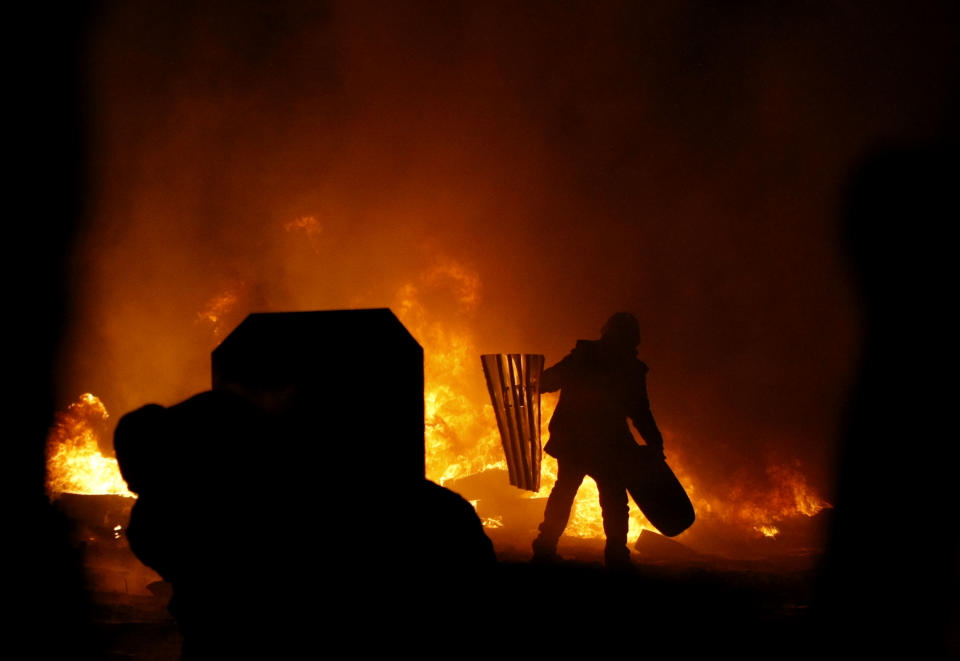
{"left": 596, "top": 475, "right": 630, "bottom": 568}
{"left": 532, "top": 462, "right": 585, "bottom": 559}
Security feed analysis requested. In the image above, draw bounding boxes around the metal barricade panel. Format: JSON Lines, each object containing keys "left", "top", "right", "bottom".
{"left": 481, "top": 354, "right": 544, "bottom": 491}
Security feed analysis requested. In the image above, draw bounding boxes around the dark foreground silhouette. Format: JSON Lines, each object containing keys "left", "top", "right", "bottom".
{"left": 114, "top": 311, "right": 497, "bottom": 657}
{"left": 812, "top": 144, "right": 959, "bottom": 656}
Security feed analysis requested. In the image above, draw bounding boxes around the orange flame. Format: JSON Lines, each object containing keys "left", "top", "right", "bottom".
{"left": 48, "top": 248, "right": 831, "bottom": 553}
{"left": 389, "top": 258, "right": 831, "bottom": 547}
{"left": 197, "top": 285, "right": 243, "bottom": 339}
{"left": 45, "top": 394, "right": 134, "bottom": 499}
{"left": 675, "top": 458, "right": 830, "bottom": 539}
{"left": 393, "top": 264, "right": 661, "bottom": 544}
{"left": 394, "top": 266, "right": 507, "bottom": 485}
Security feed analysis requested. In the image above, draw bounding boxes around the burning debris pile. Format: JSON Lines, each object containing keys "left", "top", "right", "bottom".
{"left": 45, "top": 284, "right": 831, "bottom": 563}
{"left": 44, "top": 394, "right": 160, "bottom": 601}
{"left": 46, "top": 393, "right": 133, "bottom": 500}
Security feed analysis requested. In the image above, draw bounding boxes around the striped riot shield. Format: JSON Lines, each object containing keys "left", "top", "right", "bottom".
{"left": 480, "top": 354, "right": 544, "bottom": 492}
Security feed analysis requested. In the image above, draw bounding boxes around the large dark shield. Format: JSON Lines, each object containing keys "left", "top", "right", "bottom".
{"left": 624, "top": 445, "right": 696, "bottom": 537}
{"left": 211, "top": 309, "right": 425, "bottom": 497}
{"left": 480, "top": 354, "right": 544, "bottom": 492}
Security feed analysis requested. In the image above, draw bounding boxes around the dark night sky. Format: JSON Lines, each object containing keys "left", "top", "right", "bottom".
{"left": 51, "top": 0, "right": 959, "bottom": 507}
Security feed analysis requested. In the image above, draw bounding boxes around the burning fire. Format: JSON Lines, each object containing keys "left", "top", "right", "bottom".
{"left": 197, "top": 283, "right": 244, "bottom": 339}
{"left": 392, "top": 266, "right": 674, "bottom": 544}
{"left": 46, "top": 251, "right": 831, "bottom": 552}
{"left": 392, "top": 263, "right": 831, "bottom": 545}
{"left": 283, "top": 215, "right": 323, "bottom": 253}
{"left": 672, "top": 458, "right": 830, "bottom": 540}
{"left": 45, "top": 393, "right": 133, "bottom": 499}
{"left": 392, "top": 262, "right": 831, "bottom": 545}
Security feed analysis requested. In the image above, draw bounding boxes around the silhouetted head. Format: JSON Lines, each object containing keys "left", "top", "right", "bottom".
{"left": 601, "top": 312, "right": 641, "bottom": 350}
{"left": 113, "top": 403, "right": 169, "bottom": 495}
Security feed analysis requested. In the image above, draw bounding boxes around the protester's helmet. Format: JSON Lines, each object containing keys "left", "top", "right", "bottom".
{"left": 601, "top": 312, "right": 641, "bottom": 348}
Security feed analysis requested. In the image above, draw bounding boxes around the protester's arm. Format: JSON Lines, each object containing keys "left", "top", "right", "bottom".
{"left": 540, "top": 353, "right": 573, "bottom": 393}
{"left": 629, "top": 363, "right": 665, "bottom": 460}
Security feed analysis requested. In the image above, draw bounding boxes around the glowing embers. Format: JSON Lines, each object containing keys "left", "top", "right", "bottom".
{"left": 197, "top": 282, "right": 246, "bottom": 339}
{"left": 676, "top": 459, "right": 831, "bottom": 540}
{"left": 45, "top": 393, "right": 134, "bottom": 499}
{"left": 481, "top": 354, "right": 545, "bottom": 492}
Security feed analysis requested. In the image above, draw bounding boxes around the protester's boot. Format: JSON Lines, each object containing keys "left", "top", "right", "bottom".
{"left": 604, "top": 544, "right": 632, "bottom": 570}
{"left": 531, "top": 531, "right": 561, "bottom": 565}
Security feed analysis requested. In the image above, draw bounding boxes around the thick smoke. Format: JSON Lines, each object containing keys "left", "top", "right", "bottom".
{"left": 63, "top": 1, "right": 958, "bottom": 549}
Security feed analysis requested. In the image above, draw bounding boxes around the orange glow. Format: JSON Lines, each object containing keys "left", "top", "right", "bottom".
{"left": 394, "top": 263, "right": 668, "bottom": 545}
{"left": 283, "top": 215, "right": 322, "bottom": 237}
{"left": 46, "top": 255, "right": 831, "bottom": 553}
{"left": 673, "top": 459, "right": 830, "bottom": 539}
{"left": 371, "top": 257, "right": 832, "bottom": 546}
{"left": 197, "top": 285, "right": 243, "bottom": 339}
{"left": 401, "top": 264, "right": 832, "bottom": 545}
{"left": 45, "top": 394, "right": 134, "bottom": 500}
{"left": 283, "top": 215, "right": 323, "bottom": 253}
{"left": 64, "top": 10, "right": 878, "bottom": 568}
{"left": 481, "top": 515, "right": 505, "bottom": 529}
{"left": 393, "top": 264, "right": 507, "bottom": 485}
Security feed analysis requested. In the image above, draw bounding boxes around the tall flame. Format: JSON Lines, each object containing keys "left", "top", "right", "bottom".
{"left": 45, "top": 393, "right": 133, "bottom": 499}
{"left": 389, "top": 257, "right": 832, "bottom": 546}
{"left": 45, "top": 246, "right": 831, "bottom": 552}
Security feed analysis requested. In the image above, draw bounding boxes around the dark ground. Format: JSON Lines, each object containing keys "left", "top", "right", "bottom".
{"left": 76, "top": 522, "right": 823, "bottom": 660}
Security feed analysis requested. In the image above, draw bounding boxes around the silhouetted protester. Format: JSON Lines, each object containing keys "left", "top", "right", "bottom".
{"left": 532, "top": 312, "right": 665, "bottom": 568}
{"left": 420, "top": 479, "right": 497, "bottom": 573}
{"left": 115, "top": 389, "right": 500, "bottom": 656}
{"left": 115, "top": 390, "right": 285, "bottom": 656}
